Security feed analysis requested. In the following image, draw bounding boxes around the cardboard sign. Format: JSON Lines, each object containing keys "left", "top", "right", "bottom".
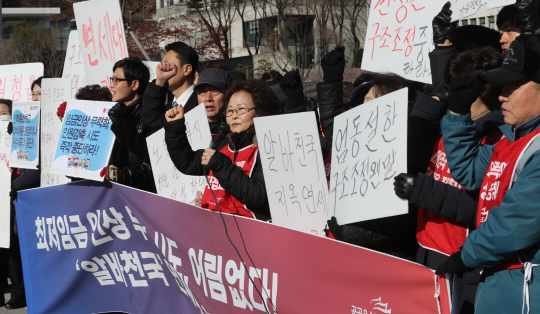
{"left": 62, "top": 30, "right": 88, "bottom": 99}
{"left": 40, "top": 79, "right": 71, "bottom": 187}
{"left": 0, "top": 121, "right": 11, "bottom": 248}
{"left": 147, "top": 104, "right": 211, "bottom": 204}
{"left": 73, "top": 0, "right": 128, "bottom": 87}
{"left": 51, "top": 100, "right": 116, "bottom": 181}
{"left": 0, "top": 63, "right": 44, "bottom": 101}
{"left": 457, "top": 0, "right": 516, "bottom": 18}
{"left": 10, "top": 102, "right": 40, "bottom": 169}
{"left": 255, "top": 112, "right": 329, "bottom": 236}
{"left": 330, "top": 89, "right": 408, "bottom": 225}
{"left": 143, "top": 61, "right": 160, "bottom": 82}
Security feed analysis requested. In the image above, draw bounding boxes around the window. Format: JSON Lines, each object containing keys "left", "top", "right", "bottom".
{"left": 470, "top": 18, "right": 477, "bottom": 25}
{"left": 479, "top": 17, "right": 485, "bottom": 25}
{"left": 461, "top": 20, "right": 468, "bottom": 26}
{"left": 243, "top": 18, "right": 277, "bottom": 48}
{"left": 160, "top": 0, "right": 164, "bottom": 7}
{"left": 489, "top": 16, "right": 495, "bottom": 29}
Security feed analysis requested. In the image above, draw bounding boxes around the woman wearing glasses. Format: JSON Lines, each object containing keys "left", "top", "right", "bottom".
{"left": 164, "top": 79, "right": 279, "bottom": 220}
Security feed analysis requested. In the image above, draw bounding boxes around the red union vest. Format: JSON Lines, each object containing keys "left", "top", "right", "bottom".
{"left": 417, "top": 131, "right": 502, "bottom": 256}
{"left": 201, "top": 144, "right": 258, "bottom": 219}
{"left": 477, "top": 127, "right": 540, "bottom": 271}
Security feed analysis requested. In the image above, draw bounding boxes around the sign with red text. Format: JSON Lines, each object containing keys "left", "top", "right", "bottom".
{"left": 62, "top": 30, "right": 88, "bottom": 99}
{"left": 73, "top": 0, "right": 128, "bottom": 88}
{"left": 0, "top": 63, "right": 44, "bottom": 102}
{"left": 0, "top": 121, "right": 11, "bottom": 248}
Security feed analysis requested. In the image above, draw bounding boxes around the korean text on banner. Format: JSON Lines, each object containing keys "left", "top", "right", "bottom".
{"left": 10, "top": 102, "right": 40, "bottom": 170}
{"left": 0, "top": 121, "right": 11, "bottom": 248}
{"left": 255, "top": 112, "right": 329, "bottom": 236}
{"left": 16, "top": 182, "right": 451, "bottom": 314}
{"left": 330, "top": 88, "right": 408, "bottom": 225}
{"left": 62, "top": 30, "right": 88, "bottom": 99}
{"left": 456, "top": 0, "right": 516, "bottom": 19}
{"left": 0, "top": 63, "right": 44, "bottom": 102}
{"left": 147, "top": 104, "right": 211, "bottom": 204}
{"left": 73, "top": 0, "right": 128, "bottom": 87}
{"left": 143, "top": 61, "right": 160, "bottom": 82}
{"left": 51, "top": 100, "right": 116, "bottom": 181}
{"left": 41, "top": 78, "right": 71, "bottom": 187}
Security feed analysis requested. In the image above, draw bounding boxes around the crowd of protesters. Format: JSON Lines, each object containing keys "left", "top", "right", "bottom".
{"left": 2, "top": 0, "right": 540, "bottom": 313}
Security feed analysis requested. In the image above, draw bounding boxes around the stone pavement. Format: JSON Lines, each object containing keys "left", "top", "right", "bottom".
{"left": 0, "top": 294, "right": 27, "bottom": 314}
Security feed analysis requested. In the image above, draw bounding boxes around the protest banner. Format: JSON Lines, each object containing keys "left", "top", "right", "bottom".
{"left": 147, "top": 104, "right": 211, "bottom": 204}
{"left": 254, "top": 112, "right": 329, "bottom": 236}
{"left": 330, "top": 88, "right": 408, "bottom": 225}
{"left": 0, "top": 63, "right": 44, "bottom": 102}
{"left": 16, "top": 181, "right": 451, "bottom": 314}
{"left": 0, "top": 121, "right": 11, "bottom": 248}
{"left": 73, "top": 0, "right": 129, "bottom": 87}
{"left": 62, "top": 30, "right": 88, "bottom": 99}
{"left": 41, "top": 79, "right": 71, "bottom": 187}
{"left": 456, "top": 0, "right": 516, "bottom": 19}
{"left": 10, "top": 102, "right": 40, "bottom": 170}
{"left": 51, "top": 100, "right": 116, "bottom": 181}
{"left": 143, "top": 61, "right": 160, "bottom": 82}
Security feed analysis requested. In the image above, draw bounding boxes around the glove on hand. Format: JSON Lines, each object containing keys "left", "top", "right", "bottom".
{"left": 9, "top": 190, "right": 17, "bottom": 200}
{"left": 57, "top": 102, "right": 67, "bottom": 119}
{"left": 430, "top": 81, "right": 450, "bottom": 106}
{"left": 516, "top": 0, "right": 540, "bottom": 33}
{"left": 280, "top": 69, "right": 305, "bottom": 104}
{"left": 435, "top": 250, "right": 473, "bottom": 275}
{"left": 393, "top": 173, "right": 416, "bottom": 200}
{"left": 448, "top": 74, "right": 482, "bottom": 115}
{"left": 433, "top": 2, "right": 458, "bottom": 44}
{"left": 108, "top": 102, "right": 128, "bottom": 125}
{"left": 7, "top": 122, "right": 12, "bottom": 135}
{"left": 322, "top": 46, "right": 345, "bottom": 82}
{"left": 326, "top": 216, "right": 343, "bottom": 240}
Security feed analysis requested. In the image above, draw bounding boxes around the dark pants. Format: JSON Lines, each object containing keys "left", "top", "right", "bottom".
{"left": 0, "top": 217, "right": 25, "bottom": 301}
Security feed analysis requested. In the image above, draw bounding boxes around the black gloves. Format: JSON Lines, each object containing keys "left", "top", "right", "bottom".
{"left": 430, "top": 81, "right": 450, "bottom": 106}
{"left": 9, "top": 190, "right": 17, "bottom": 200}
{"left": 325, "top": 216, "right": 343, "bottom": 240}
{"left": 448, "top": 74, "right": 482, "bottom": 115}
{"left": 433, "top": 2, "right": 457, "bottom": 44}
{"left": 435, "top": 250, "right": 473, "bottom": 275}
{"left": 108, "top": 102, "right": 128, "bottom": 125}
{"left": 321, "top": 46, "right": 345, "bottom": 83}
{"left": 394, "top": 173, "right": 416, "bottom": 200}
{"left": 7, "top": 122, "right": 12, "bottom": 135}
{"left": 280, "top": 69, "right": 305, "bottom": 106}
{"left": 516, "top": 0, "right": 540, "bottom": 33}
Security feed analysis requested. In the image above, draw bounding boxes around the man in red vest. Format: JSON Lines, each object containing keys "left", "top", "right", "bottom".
{"left": 437, "top": 33, "right": 540, "bottom": 314}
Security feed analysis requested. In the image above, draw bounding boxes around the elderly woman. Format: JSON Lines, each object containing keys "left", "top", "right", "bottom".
{"left": 164, "top": 79, "right": 279, "bottom": 220}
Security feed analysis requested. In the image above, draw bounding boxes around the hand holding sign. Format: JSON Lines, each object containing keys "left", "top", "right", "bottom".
{"left": 165, "top": 106, "right": 184, "bottom": 122}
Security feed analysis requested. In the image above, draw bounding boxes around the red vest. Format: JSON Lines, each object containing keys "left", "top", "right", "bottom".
{"left": 201, "top": 144, "right": 258, "bottom": 219}
{"left": 477, "top": 128, "right": 540, "bottom": 271}
{"left": 417, "top": 132, "right": 502, "bottom": 256}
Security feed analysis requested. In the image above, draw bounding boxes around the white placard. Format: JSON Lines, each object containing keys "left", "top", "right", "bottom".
{"left": 40, "top": 79, "right": 71, "bottom": 187}
{"left": 0, "top": 63, "right": 44, "bottom": 102}
{"left": 254, "top": 112, "right": 329, "bottom": 236}
{"left": 330, "top": 88, "right": 408, "bottom": 225}
{"left": 73, "top": 0, "right": 129, "bottom": 87}
{"left": 51, "top": 100, "right": 116, "bottom": 181}
{"left": 0, "top": 121, "right": 11, "bottom": 248}
{"left": 457, "top": 0, "right": 516, "bottom": 18}
{"left": 143, "top": 61, "right": 160, "bottom": 82}
{"left": 147, "top": 104, "right": 212, "bottom": 204}
{"left": 62, "top": 30, "right": 88, "bottom": 99}
{"left": 10, "top": 102, "right": 40, "bottom": 169}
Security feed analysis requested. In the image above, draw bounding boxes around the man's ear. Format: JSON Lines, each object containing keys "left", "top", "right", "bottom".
{"left": 184, "top": 64, "right": 193, "bottom": 77}
{"left": 131, "top": 80, "right": 140, "bottom": 92}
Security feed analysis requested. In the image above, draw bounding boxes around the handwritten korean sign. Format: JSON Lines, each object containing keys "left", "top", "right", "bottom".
{"left": 73, "top": 0, "right": 128, "bottom": 87}
{"left": 11, "top": 102, "right": 40, "bottom": 170}
{"left": 51, "top": 100, "right": 116, "bottom": 181}
{"left": 41, "top": 79, "right": 71, "bottom": 187}
{"left": 0, "top": 63, "right": 44, "bottom": 102}
{"left": 0, "top": 121, "right": 11, "bottom": 248}
{"left": 330, "top": 89, "right": 408, "bottom": 225}
{"left": 62, "top": 30, "right": 88, "bottom": 99}
{"left": 147, "top": 104, "right": 212, "bottom": 204}
{"left": 254, "top": 112, "right": 329, "bottom": 236}
{"left": 456, "top": 0, "right": 516, "bottom": 18}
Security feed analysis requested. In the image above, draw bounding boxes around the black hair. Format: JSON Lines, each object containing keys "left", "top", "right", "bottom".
{"left": 224, "top": 79, "right": 280, "bottom": 117}
{"left": 497, "top": 5, "right": 519, "bottom": 29}
{"left": 372, "top": 73, "right": 416, "bottom": 113}
{"left": 113, "top": 57, "right": 150, "bottom": 96}
{"left": 0, "top": 99, "right": 13, "bottom": 114}
{"left": 261, "top": 70, "right": 283, "bottom": 82}
{"left": 453, "top": 25, "right": 502, "bottom": 53}
{"left": 76, "top": 85, "right": 112, "bottom": 101}
{"left": 164, "top": 41, "right": 199, "bottom": 78}
{"left": 31, "top": 76, "right": 51, "bottom": 91}
{"left": 353, "top": 73, "right": 374, "bottom": 87}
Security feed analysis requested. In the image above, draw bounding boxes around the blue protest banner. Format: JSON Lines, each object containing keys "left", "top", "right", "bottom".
{"left": 10, "top": 102, "right": 40, "bottom": 169}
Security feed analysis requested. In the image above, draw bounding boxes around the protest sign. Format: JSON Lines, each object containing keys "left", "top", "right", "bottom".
{"left": 255, "top": 112, "right": 329, "bottom": 236}
{"left": 330, "top": 88, "right": 408, "bottom": 225}
{"left": 41, "top": 79, "right": 71, "bottom": 187}
{"left": 73, "top": 0, "right": 128, "bottom": 87}
{"left": 0, "top": 63, "right": 44, "bottom": 101}
{"left": 147, "top": 104, "right": 211, "bottom": 204}
{"left": 10, "top": 102, "right": 40, "bottom": 170}
{"left": 62, "top": 30, "right": 88, "bottom": 99}
{"left": 51, "top": 100, "right": 116, "bottom": 181}
{"left": 456, "top": 0, "right": 516, "bottom": 18}
{"left": 0, "top": 121, "right": 11, "bottom": 248}
{"left": 16, "top": 181, "right": 451, "bottom": 314}
{"left": 143, "top": 61, "right": 160, "bottom": 82}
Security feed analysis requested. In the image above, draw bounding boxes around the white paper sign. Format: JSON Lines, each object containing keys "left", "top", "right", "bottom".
{"left": 51, "top": 100, "right": 116, "bottom": 181}
{"left": 330, "top": 89, "right": 408, "bottom": 225}
{"left": 0, "top": 63, "right": 44, "bottom": 101}
{"left": 147, "top": 104, "right": 212, "bottom": 204}
{"left": 10, "top": 102, "right": 40, "bottom": 169}
{"left": 456, "top": 0, "right": 516, "bottom": 18}
{"left": 143, "top": 61, "right": 160, "bottom": 82}
{"left": 255, "top": 112, "right": 329, "bottom": 236}
{"left": 41, "top": 79, "right": 71, "bottom": 187}
{"left": 73, "top": 0, "right": 129, "bottom": 87}
{"left": 0, "top": 121, "right": 11, "bottom": 248}
{"left": 62, "top": 30, "right": 88, "bottom": 99}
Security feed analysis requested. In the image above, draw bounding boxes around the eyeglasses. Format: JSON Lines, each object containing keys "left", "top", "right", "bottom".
{"left": 109, "top": 77, "right": 133, "bottom": 86}
{"left": 31, "top": 92, "right": 41, "bottom": 97}
{"left": 225, "top": 107, "right": 256, "bottom": 117}
{"left": 196, "top": 89, "right": 223, "bottom": 96}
